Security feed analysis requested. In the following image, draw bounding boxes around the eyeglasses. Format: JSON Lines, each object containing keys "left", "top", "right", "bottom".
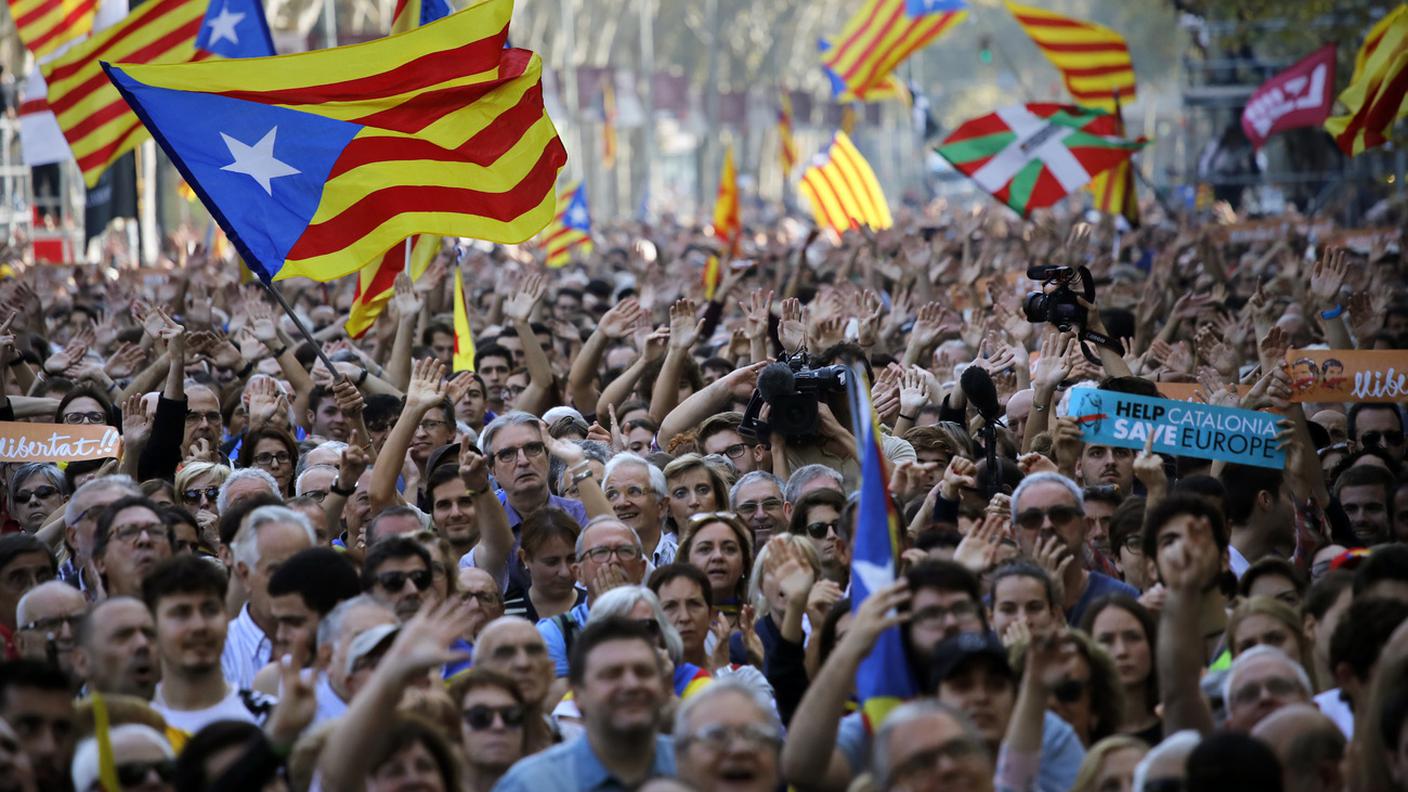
{"left": 635, "top": 618, "right": 661, "bottom": 636}
{"left": 112, "top": 759, "right": 176, "bottom": 787}
{"left": 1121, "top": 534, "right": 1143, "bottom": 554}
{"left": 1053, "top": 678, "right": 1088, "bottom": 703}
{"left": 184, "top": 410, "right": 222, "bottom": 425}
{"left": 253, "top": 451, "right": 292, "bottom": 466}
{"left": 911, "top": 600, "right": 979, "bottom": 627}
{"left": 492, "top": 441, "right": 546, "bottom": 465}
{"left": 1014, "top": 505, "right": 1083, "bottom": 532}
{"left": 737, "top": 498, "right": 783, "bottom": 515}
{"left": 579, "top": 545, "right": 642, "bottom": 563}
{"left": 62, "top": 411, "right": 106, "bottom": 425}
{"left": 461, "top": 590, "right": 502, "bottom": 607}
{"left": 19, "top": 613, "right": 83, "bottom": 634}
{"left": 303, "top": 489, "right": 329, "bottom": 503}
{"left": 1362, "top": 430, "right": 1405, "bottom": 447}
{"left": 417, "top": 418, "right": 450, "bottom": 434}
{"left": 795, "top": 520, "right": 838, "bottom": 540}
{"left": 375, "top": 569, "right": 433, "bottom": 592}
{"left": 15, "top": 485, "right": 59, "bottom": 504}
{"left": 1230, "top": 675, "right": 1302, "bottom": 707}
{"left": 890, "top": 737, "right": 982, "bottom": 779}
{"left": 681, "top": 722, "right": 782, "bottom": 751}
{"left": 463, "top": 704, "right": 525, "bottom": 731}
{"left": 112, "top": 522, "right": 165, "bottom": 544}
{"left": 183, "top": 486, "right": 220, "bottom": 504}
{"left": 718, "top": 443, "right": 750, "bottom": 460}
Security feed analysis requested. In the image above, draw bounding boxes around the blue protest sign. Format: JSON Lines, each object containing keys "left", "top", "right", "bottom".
{"left": 1066, "top": 387, "right": 1285, "bottom": 469}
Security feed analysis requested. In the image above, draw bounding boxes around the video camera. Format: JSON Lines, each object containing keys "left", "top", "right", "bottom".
{"left": 1022, "top": 264, "right": 1121, "bottom": 365}
{"left": 739, "top": 356, "right": 850, "bottom": 443}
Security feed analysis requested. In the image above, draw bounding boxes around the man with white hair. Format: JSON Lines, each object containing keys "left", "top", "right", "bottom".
{"left": 14, "top": 581, "right": 86, "bottom": 683}
{"left": 1010, "top": 471, "right": 1135, "bottom": 625}
{"left": 731, "top": 471, "right": 787, "bottom": 548}
{"left": 294, "top": 464, "right": 339, "bottom": 502}
{"left": 782, "top": 465, "right": 844, "bottom": 520}
{"left": 70, "top": 723, "right": 173, "bottom": 792}
{"left": 602, "top": 453, "right": 674, "bottom": 566}
{"left": 674, "top": 678, "right": 783, "bottom": 792}
{"left": 221, "top": 505, "right": 316, "bottom": 690}
{"left": 537, "top": 516, "right": 648, "bottom": 677}
{"left": 296, "top": 441, "right": 347, "bottom": 479}
{"left": 1132, "top": 729, "right": 1201, "bottom": 792}
{"left": 216, "top": 468, "right": 281, "bottom": 515}
{"left": 61, "top": 475, "right": 142, "bottom": 600}
{"left": 313, "top": 594, "right": 397, "bottom": 724}
{"left": 1222, "top": 645, "right": 1313, "bottom": 732}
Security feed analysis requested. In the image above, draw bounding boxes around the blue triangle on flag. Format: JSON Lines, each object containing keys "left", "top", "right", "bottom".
{"left": 564, "top": 186, "right": 591, "bottom": 232}
{"left": 105, "top": 64, "right": 360, "bottom": 281}
{"left": 196, "top": 0, "right": 277, "bottom": 58}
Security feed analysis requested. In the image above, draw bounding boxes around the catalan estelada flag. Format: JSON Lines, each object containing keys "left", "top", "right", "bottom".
{"left": 1324, "top": 4, "right": 1408, "bottom": 156}
{"left": 799, "top": 131, "right": 893, "bottom": 234}
{"left": 7, "top": 0, "right": 99, "bottom": 59}
{"left": 820, "top": 0, "right": 966, "bottom": 102}
{"left": 101, "top": 0, "right": 566, "bottom": 284}
{"left": 541, "top": 181, "right": 593, "bottom": 268}
{"left": 452, "top": 267, "right": 476, "bottom": 371}
{"left": 1006, "top": 0, "right": 1139, "bottom": 224}
{"left": 42, "top": 0, "right": 275, "bottom": 187}
{"left": 845, "top": 361, "right": 916, "bottom": 732}
{"left": 778, "top": 93, "right": 798, "bottom": 176}
{"left": 346, "top": 0, "right": 455, "bottom": 338}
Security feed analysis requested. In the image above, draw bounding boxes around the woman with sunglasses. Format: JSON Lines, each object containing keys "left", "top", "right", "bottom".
{"left": 448, "top": 669, "right": 530, "bottom": 792}
{"left": 1081, "top": 595, "right": 1163, "bottom": 746}
{"left": 235, "top": 426, "right": 299, "bottom": 497}
{"left": 6, "top": 463, "right": 68, "bottom": 533}
{"left": 785, "top": 488, "right": 849, "bottom": 584}
{"left": 174, "top": 462, "right": 230, "bottom": 550}
{"left": 1014, "top": 628, "right": 1124, "bottom": 748}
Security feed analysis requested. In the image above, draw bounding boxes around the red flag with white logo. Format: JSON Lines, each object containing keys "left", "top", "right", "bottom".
{"left": 1241, "top": 44, "right": 1337, "bottom": 150}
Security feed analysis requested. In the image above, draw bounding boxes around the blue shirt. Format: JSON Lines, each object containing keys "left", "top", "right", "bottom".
{"left": 500, "top": 490, "right": 589, "bottom": 529}
{"left": 1067, "top": 572, "right": 1139, "bottom": 628}
{"left": 537, "top": 601, "right": 591, "bottom": 678}
{"left": 492, "top": 733, "right": 675, "bottom": 792}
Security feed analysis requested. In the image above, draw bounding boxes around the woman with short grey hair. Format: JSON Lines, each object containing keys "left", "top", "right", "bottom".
{"left": 7, "top": 463, "right": 68, "bottom": 533}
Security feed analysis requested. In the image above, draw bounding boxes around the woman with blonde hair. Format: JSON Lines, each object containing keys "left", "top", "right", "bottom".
{"left": 749, "top": 534, "right": 828, "bottom": 722}
{"left": 1228, "top": 595, "right": 1319, "bottom": 690}
{"left": 1070, "top": 734, "right": 1148, "bottom": 792}
{"left": 174, "top": 461, "right": 230, "bottom": 548}
{"left": 662, "top": 453, "right": 730, "bottom": 532}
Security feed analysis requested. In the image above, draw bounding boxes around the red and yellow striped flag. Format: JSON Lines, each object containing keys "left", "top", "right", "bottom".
{"left": 1006, "top": 0, "right": 1139, "bottom": 224}
{"left": 601, "top": 76, "right": 618, "bottom": 170}
{"left": 6, "top": 0, "right": 99, "bottom": 59}
{"left": 799, "top": 131, "right": 892, "bottom": 234}
{"left": 453, "top": 267, "right": 477, "bottom": 371}
{"left": 705, "top": 145, "right": 739, "bottom": 298}
{"left": 390, "top": 0, "right": 450, "bottom": 33}
{"left": 821, "top": 0, "right": 967, "bottom": 102}
{"left": 779, "top": 93, "right": 798, "bottom": 176}
{"left": 1325, "top": 4, "right": 1408, "bottom": 156}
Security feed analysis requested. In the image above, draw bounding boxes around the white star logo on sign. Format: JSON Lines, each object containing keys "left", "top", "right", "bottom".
{"left": 220, "top": 127, "right": 300, "bottom": 196}
{"left": 970, "top": 106, "right": 1092, "bottom": 196}
{"left": 205, "top": 3, "right": 245, "bottom": 46}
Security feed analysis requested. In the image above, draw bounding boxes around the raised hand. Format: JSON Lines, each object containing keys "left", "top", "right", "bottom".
{"left": 332, "top": 378, "right": 365, "bottom": 417}
{"left": 391, "top": 271, "right": 424, "bottom": 321}
{"left": 597, "top": 298, "right": 644, "bottom": 339}
{"left": 953, "top": 511, "right": 1005, "bottom": 574}
{"left": 938, "top": 456, "right": 978, "bottom": 501}
{"left": 190, "top": 329, "right": 244, "bottom": 370}
{"left": 383, "top": 599, "right": 476, "bottom": 679}
{"left": 738, "top": 289, "right": 774, "bottom": 342}
{"left": 104, "top": 342, "right": 146, "bottom": 379}
{"left": 121, "top": 392, "right": 152, "bottom": 446}
{"left": 856, "top": 289, "right": 884, "bottom": 348}
{"left": 1033, "top": 331, "right": 1075, "bottom": 392}
{"left": 445, "top": 371, "right": 476, "bottom": 406}
{"left": 43, "top": 339, "right": 87, "bottom": 375}
{"left": 412, "top": 257, "right": 447, "bottom": 299}
{"left": 840, "top": 579, "right": 911, "bottom": 656}
{"left": 1310, "top": 247, "right": 1349, "bottom": 305}
{"left": 667, "top": 298, "right": 704, "bottom": 352}
{"left": 778, "top": 297, "right": 805, "bottom": 353}
{"left": 1018, "top": 451, "right": 1058, "bottom": 476}
{"left": 1241, "top": 366, "right": 1292, "bottom": 412}
{"left": 458, "top": 441, "right": 490, "bottom": 492}
{"left": 899, "top": 368, "right": 929, "bottom": 416}
{"left": 247, "top": 378, "right": 290, "bottom": 431}
{"left": 0, "top": 312, "right": 17, "bottom": 364}
{"left": 504, "top": 271, "right": 547, "bottom": 324}
{"left": 405, "top": 357, "right": 448, "bottom": 413}
{"left": 911, "top": 301, "right": 960, "bottom": 351}
{"left": 1258, "top": 326, "right": 1290, "bottom": 368}
{"left": 640, "top": 326, "right": 670, "bottom": 363}
{"left": 337, "top": 443, "right": 369, "bottom": 492}
{"left": 266, "top": 650, "right": 318, "bottom": 749}
{"left": 1032, "top": 532, "right": 1074, "bottom": 583}
{"left": 1051, "top": 417, "right": 1084, "bottom": 473}
{"left": 1345, "top": 291, "right": 1379, "bottom": 342}
{"left": 246, "top": 299, "right": 280, "bottom": 344}
{"left": 1132, "top": 430, "right": 1165, "bottom": 495}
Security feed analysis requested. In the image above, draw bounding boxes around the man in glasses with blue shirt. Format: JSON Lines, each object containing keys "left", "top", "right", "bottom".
{"left": 537, "top": 516, "right": 647, "bottom": 679}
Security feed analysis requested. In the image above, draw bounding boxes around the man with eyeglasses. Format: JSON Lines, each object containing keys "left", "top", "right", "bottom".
{"left": 1010, "top": 472, "right": 1135, "bottom": 627}
{"left": 1349, "top": 402, "right": 1406, "bottom": 464}
{"left": 674, "top": 678, "right": 783, "bottom": 792}
{"left": 602, "top": 454, "right": 674, "bottom": 567}
{"left": 0, "top": 535, "right": 56, "bottom": 659}
{"left": 61, "top": 476, "right": 142, "bottom": 601}
{"left": 696, "top": 412, "right": 770, "bottom": 475}
{"left": 730, "top": 472, "right": 787, "bottom": 549}
{"left": 1222, "top": 645, "right": 1313, "bottom": 732}
{"left": 70, "top": 723, "right": 174, "bottom": 792}
{"left": 538, "top": 516, "right": 647, "bottom": 678}
{"left": 222, "top": 505, "right": 315, "bottom": 690}
{"left": 14, "top": 581, "right": 86, "bottom": 684}
{"left": 495, "top": 618, "right": 675, "bottom": 792}
{"left": 871, "top": 700, "right": 997, "bottom": 792}
{"left": 362, "top": 536, "right": 436, "bottom": 623}
{"left": 92, "top": 496, "right": 174, "bottom": 600}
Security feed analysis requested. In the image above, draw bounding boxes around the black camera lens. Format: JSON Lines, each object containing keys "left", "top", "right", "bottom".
{"left": 1023, "top": 292, "right": 1048, "bottom": 323}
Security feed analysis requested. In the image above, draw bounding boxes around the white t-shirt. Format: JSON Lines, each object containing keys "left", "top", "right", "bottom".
{"left": 151, "top": 683, "right": 276, "bottom": 735}
{"left": 1314, "top": 687, "right": 1354, "bottom": 738}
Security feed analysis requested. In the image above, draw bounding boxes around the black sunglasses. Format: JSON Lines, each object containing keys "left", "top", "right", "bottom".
{"left": 1053, "top": 678, "right": 1087, "bottom": 704}
{"left": 15, "top": 485, "right": 59, "bottom": 503}
{"left": 115, "top": 759, "right": 176, "bottom": 786}
{"left": 1362, "top": 430, "right": 1405, "bottom": 447}
{"left": 463, "top": 704, "right": 526, "bottom": 731}
{"left": 376, "top": 570, "right": 432, "bottom": 592}
{"left": 794, "top": 520, "right": 838, "bottom": 540}
{"left": 1014, "top": 505, "right": 1083, "bottom": 532}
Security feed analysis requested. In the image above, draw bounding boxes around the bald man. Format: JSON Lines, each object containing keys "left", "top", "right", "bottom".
{"left": 473, "top": 617, "right": 554, "bottom": 713}
{"left": 14, "top": 582, "right": 87, "bottom": 683}
{"left": 1251, "top": 704, "right": 1345, "bottom": 792}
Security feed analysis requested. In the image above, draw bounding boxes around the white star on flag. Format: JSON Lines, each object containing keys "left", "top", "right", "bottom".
{"left": 852, "top": 559, "right": 895, "bottom": 601}
{"left": 566, "top": 205, "right": 588, "bottom": 226}
{"left": 220, "top": 127, "right": 300, "bottom": 195}
{"left": 206, "top": 3, "right": 245, "bottom": 46}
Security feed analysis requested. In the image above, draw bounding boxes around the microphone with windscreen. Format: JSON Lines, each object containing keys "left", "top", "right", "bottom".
{"left": 960, "top": 365, "right": 1002, "bottom": 499}
{"left": 757, "top": 362, "right": 798, "bottom": 404}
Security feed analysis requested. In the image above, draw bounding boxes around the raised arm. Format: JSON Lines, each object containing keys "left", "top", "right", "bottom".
{"left": 567, "top": 298, "right": 643, "bottom": 415}
{"left": 1023, "top": 332, "right": 1074, "bottom": 453}
{"left": 1156, "top": 524, "right": 1218, "bottom": 736}
{"left": 657, "top": 360, "right": 766, "bottom": 448}
{"left": 649, "top": 298, "right": 705, "bottom": 424}
{"left": 459, "top": 442, "right": 513, "bottom": 578}
{"left": 248, "top": 299, "right": 316, "bottom": 426}
{"left": 595, "top": 324, "right": 667, "bottom": 421}
{"left": 504, "top": 273, "right": 555, "bottom": 417}
{"left": 386, "top": 272, "right": 424, "bottom": 393}
{"left": 1308, "top": 248, "right": 1354, "bottom": 350}
{"left": 369, "top": 357, "right": 446, "bottom": 510}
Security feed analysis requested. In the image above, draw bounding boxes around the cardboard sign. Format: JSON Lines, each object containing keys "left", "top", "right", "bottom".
{"left": 1285, "top": 350, "right": 1408, "bottom": 402}
{"left": 1155, "top": 382, "right": 1254, "bottom": 402}
{"left": 1067, "top": 388, "right": 1284, "bottom": 469}
{"left": 0, "top": 422, "right": 123, "bottom": 463}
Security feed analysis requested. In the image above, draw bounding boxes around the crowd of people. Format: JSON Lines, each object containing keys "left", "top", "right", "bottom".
{"left": 0, "top": 197, "right": 1405, "bottom": 792}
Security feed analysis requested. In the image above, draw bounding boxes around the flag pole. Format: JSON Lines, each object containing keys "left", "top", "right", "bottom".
{"left": 260, "top": 280, "right": 345, "bottom": 380}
